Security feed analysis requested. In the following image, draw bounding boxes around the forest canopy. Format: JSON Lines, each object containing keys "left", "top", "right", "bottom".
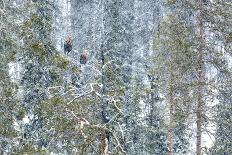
{"left": 0, "top": 0, "right": 231, "bottom": 155}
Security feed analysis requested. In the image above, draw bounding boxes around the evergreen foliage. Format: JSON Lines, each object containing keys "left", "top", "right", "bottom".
{"left": 0, "top": 0, "right": 231, "bottom": 154}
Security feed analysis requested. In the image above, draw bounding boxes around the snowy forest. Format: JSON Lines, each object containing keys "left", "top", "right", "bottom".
{"left": 0, "top": 0, "right": 232, "bottom": 154}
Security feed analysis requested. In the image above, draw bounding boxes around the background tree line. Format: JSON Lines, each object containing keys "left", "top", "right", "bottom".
{"left": 0, "top": 0, "right": 231, "bottom": 154}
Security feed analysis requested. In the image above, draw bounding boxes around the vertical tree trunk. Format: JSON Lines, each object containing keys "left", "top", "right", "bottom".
{"left": 168, "top": 78, "right": 174, "bottom": 155}
{"left": 196, "top": 0, "right": 204, "bottom": 154}
{"left": 196, "top": 96, "right": 202, "bottom": 155}
{"left": 100, "top": 42, "right": 109, "bottom": 155}
{"left": 98, "top": 0, "right": 109, "bottom": 153}
{"left": 196, "top": 46, "right": 203, "bottom": 155}
{"left": 100, "top": 130, "right": 109, "bottom": 155}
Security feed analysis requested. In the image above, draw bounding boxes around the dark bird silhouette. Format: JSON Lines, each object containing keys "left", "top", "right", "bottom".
{"left": 80, "top": 50, "right": 88, "bottom": 64}
{"left": 64, "top": 35, "right": 72, "bottom": 55}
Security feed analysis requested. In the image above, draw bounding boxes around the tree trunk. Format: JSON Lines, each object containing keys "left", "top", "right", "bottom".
{"left": 100, "top": 42, "right": 110, "bottom": 154}
{"left": 100, "top": 130, "right": 109, "bottom": 155}
{"left": 168, "top": 75, "right": 174, "bottom": 155}
{"left": 196, "top": 0, "right": 204, "bottom": 154}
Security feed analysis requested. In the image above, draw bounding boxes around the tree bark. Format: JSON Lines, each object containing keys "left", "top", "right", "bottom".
{"left": 168, "top": 74, "right": 174, "bottom": 155}
{"left": 168, "top": 95, "right": 174, "bottom": 155}
{"left": 196, "top": 0, "right": 204, "bottom": 154}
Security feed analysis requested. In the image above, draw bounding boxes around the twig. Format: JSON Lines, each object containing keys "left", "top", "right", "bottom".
{"left": 112, "top": 133, "right": 127, "bottom": 155}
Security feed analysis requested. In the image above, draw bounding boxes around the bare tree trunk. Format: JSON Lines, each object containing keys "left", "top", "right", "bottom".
{"left": 168, "top": 75, "right": 174, "bottom": 155}
{"left": 196, "top": 0, "right": 204, "bottom": 154}
{"left": 196, "top": 47, "right": 203, "bottom": 155}
{"left": 196, "top": 48, "right": 203, "bottom": 155}
{"left": 99, "top": 1, "right": 109, "bottom": 154}
{"left": 100, "top": 130, "right": 109, "bottom": 155}
{"left": 168, "top": 95, "right": 174, "bottom": 155}
{"left": 100, "top": 43, "right": 110, "bottom": 155}
{"left": 196, "top": 97, "right": 202, "bottom": 155}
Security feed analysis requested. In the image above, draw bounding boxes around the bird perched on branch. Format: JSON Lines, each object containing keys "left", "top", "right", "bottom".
{"left": 80, "top": 50, "right": 89, "bottom": 64}
{"left": 64, "top": 35, "right": 73, "bottom": 55}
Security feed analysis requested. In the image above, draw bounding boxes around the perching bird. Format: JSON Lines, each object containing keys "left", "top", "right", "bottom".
{"left": 64, "top": 35, "right": 72, "bottom": 55}
{"left": 80, "top": 50, "right": 89, "bottom": 64}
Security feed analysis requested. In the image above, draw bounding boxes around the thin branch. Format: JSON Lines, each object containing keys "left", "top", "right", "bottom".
{"left": 112, "top": 133, "right": 127, "bottom": 155}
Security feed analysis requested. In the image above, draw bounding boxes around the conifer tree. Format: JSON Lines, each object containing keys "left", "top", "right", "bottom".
{"left": 153, "top": 14, "right": 193, "bottom": 155}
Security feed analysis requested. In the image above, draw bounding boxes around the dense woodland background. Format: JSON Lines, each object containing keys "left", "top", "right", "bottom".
{"left": 0, "top": 0, "right": 232, "bottom": 154}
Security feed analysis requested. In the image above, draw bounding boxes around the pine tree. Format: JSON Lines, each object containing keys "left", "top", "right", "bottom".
{"left": 207, "top": 0, "right": 232, "bottom": 154}
{"left": 153, "top": 14, "right": 193, "bottom": 154}
{"left": 0, "top": 0, "right": 26, "bottom": 153}
{"left": 14, "top": 1, "right": 61, "bottom": 153}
